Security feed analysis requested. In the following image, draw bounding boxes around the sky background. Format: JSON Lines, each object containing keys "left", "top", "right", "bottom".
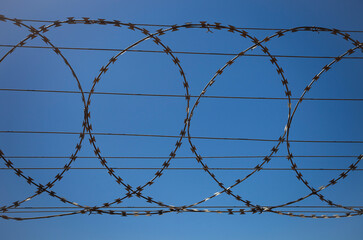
{"left": 0, "top": 0, "right": 362, "bottom": 239}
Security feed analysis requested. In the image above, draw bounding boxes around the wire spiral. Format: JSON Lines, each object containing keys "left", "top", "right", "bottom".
{"left": 0, "top": 15, "right": 362, "bottom": 220}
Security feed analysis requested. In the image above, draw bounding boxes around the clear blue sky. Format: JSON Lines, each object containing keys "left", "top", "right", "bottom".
{"left": 0, "top": 0, "right": 362, "bottom": 239}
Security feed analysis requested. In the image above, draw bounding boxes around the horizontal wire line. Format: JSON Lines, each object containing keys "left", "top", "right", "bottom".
{"left": 1, "top": 130, "right": 362, "bottom": 143}
{"left": 11, "top": 206, "right": 363, "bottom": 209}
{"left": 5, "top": 155, "right": 358, "bottom": 159}
{"left": 1, "top": 44, "right": 363, "bottom": 59}
{"left": 1, "top": 88, "right": 362, "bottom": 102}
{"left": 0, "top": 167, "right": 362, "bottom": 171}
{"left": 7, "top": 18, "right": 363, "bottom": 33}
{"left": 2, "top": 210, "right": 357, "bottom": 214}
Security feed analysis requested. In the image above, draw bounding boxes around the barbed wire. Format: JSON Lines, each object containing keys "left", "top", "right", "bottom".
{"left": 1, "top": 167, "right": 363, "bottom": 171}
{"left": 2, "top": 209, "right": 359, "bottom": 221}
{"left": 8, "top": 18, "right": 363, "bottom": 33}
{"left": 184, "top": 24, "right": 362, "bottom": 217}
{"left": 0, "top": 15, "right": 362, "bottom": 220}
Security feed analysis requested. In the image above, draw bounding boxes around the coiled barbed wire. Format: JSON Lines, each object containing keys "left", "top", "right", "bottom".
{"left": 0, "top": 15, "right": 362, "bottom": 220}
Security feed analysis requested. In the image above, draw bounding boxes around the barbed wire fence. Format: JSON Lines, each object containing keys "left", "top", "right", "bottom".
{"left": 0, "top": 15, "right": 362, "bottom": 220}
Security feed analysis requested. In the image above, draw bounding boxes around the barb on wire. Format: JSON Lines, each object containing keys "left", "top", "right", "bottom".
{"left": 5, "top": 17, "right": 363, "bottom": 33}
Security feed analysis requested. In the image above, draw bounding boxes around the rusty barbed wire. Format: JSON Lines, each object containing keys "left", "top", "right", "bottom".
{"left": 0, "top": 15, "right": 362, "bottom": 220}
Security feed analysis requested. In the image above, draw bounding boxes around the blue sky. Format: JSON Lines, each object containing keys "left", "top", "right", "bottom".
{"left": 0, "top": 0, "right": 362, "bottom": 239}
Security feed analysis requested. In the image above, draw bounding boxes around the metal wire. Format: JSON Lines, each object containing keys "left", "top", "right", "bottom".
{"left": 1, "top": 88, "right": 362, "bottom": 101}
{"left": 9, "top": 205, "right": 363, "bottom": 209}
{"left": 1, "top": 44, "right": 363, "bottom": 59}
{"left": 1, "top": 167, "right": 362, "bottom": 171}
{"left": 7, "top": 18, "right": 363, "bottom": 33}
{"left": 1, "top": 130, "right": 361, "bottom": 143}
{"left": 183, "top": 24, "right": 362, "bottom": 217}
{"left": 2, "top": 210, "right": 359, "bottom": 214}
{"left": 0, "top": 15, "right": 362, "bottom": 220}
{"left": 5, "top": 155, "right": 358, "bottom": 159}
